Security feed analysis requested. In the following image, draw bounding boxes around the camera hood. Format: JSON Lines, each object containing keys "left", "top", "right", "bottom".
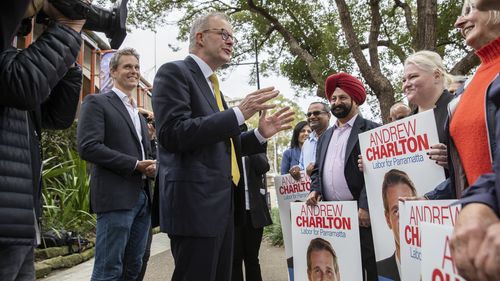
{"left": 83, "top": 0, "right": 128, "bottom": 49}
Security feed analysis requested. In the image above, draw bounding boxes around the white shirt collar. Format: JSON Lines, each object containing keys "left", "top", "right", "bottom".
{"left": 112, "top": 87, "right": 137, "bottom": 108}
{"left": 189, "top": 54, "right": 214, "bottom": 79}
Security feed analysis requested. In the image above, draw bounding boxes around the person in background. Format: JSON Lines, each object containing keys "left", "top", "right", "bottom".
{"left": 0, "top": 1, "right": 86, "bottom": 280}
{"left": 289, "top": 102, "right": 331, "bottom": 180}
{"left": 359, "top": 53, "right": 453, "bottom": 175}
{"left": 306, "top": 72, "right": 379, "bottom": 281}
{"left": 425, "top": 0, "right": 500, "bottom": 201}
{"left": 388, "top": 102, "right": 411, "bottom": 123}
{"left": 448, "top": 75, "right": 468, "bottom": 94}
{"left": 130, "top": 108, "right": 157, "bottom": 281}
{"left": 281, "top": 121, "right": 311, "bottom": 175}
{"left": 403, "top": 50, "right": 454, "bottom": 153}
{"left": 77, "top": 48, "right": 156, "bottom": 281}
{"left": 444, "top": 1, "right": 500, "bottom": 280}
{"left": 232, "top": 151, "right": 272, "bottom": 281}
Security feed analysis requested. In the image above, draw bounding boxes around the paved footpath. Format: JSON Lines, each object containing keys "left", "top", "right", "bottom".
{"left": 39, "top": 233, "right": 288, "bottom": 281}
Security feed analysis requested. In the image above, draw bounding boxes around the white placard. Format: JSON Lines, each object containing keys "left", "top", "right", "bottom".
{"left": 291, "top": 201, "right": 362, "bottom": 281}
{"left": 358, "top": 110, "right": 446, "bottom": 280}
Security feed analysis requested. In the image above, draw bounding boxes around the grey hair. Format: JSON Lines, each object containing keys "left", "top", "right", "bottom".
{"left": 109, "top": 48, "right": 140, "bottom": 71}
{"left": 189, "top": 12, "right": 231, "bottom": 52}
{"left": 462, "top": 0, "right": 500, "bottom": 24}
{"left": 451, "top": 75, "right": 468, "bottom": 83}
{"left": 404, "top": 50, "right": 453, "bottom": 88}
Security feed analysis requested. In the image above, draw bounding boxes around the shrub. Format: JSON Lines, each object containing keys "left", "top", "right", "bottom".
{"left": 263, "top": 208, "right": 284, "bottom": 246}
{"left": 41, "top": 148, "right": 95, "bottom": 236}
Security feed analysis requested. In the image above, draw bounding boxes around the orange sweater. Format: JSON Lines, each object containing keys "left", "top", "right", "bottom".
{"left": 450, "top": 37, "right": 500, "bottom": 185}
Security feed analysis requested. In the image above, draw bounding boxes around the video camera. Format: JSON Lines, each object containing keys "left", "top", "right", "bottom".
{"left": 20, "top": 0, "right": 129, "bottom": 49}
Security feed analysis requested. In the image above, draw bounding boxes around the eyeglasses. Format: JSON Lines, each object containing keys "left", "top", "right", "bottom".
{"left": 201, "top": 28, "right": 237, "bottom": 44}
{"left": 306, "top": 110, "right": 327, "bottom": 118}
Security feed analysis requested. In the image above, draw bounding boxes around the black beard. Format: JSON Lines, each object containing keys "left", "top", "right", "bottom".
{"left": 331, "top": 102, "right": 351, "bottom": 118}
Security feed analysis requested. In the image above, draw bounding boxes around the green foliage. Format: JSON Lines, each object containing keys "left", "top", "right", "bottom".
{"left": 263, "top": 208, "right": 284, "bottom": 246}
{"left": 41, "top": 148, "right": 95, "bottom": 235}
{"left": 114, "top": 0, "right": 476, "bottom": 121}
{"left": 41, "top": 122, "right": 78, "bottom": 164}
{"left": 245, "top": 95, "right": 305, "bottom": 174}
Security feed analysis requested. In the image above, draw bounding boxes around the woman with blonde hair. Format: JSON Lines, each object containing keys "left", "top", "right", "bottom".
{"left": 403, "top": 50, "right": 455, "bottom": 148}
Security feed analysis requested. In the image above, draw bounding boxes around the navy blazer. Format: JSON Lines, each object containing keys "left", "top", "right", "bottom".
{"left": 77, "top": 91, "right": 151, "bottom": 213}
{"left": 310, "top": 115, "right": 380, "bottom": 210}
{"left": 152, "top": 56, "right": 265, "bottom": 237}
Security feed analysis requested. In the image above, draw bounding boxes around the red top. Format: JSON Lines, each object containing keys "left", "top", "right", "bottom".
{"left": 450, "top": 37, "right": 500, "bottom": 185}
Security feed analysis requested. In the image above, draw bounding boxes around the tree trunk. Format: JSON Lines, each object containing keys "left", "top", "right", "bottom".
{"left": 335, "top": 0, "right": 395, "bottom": 123}
{"left": 450, "top": 50, "right": 480, "bottom": 74}
{"left": 416, "top": 0, "right": 438, "bottom": 50}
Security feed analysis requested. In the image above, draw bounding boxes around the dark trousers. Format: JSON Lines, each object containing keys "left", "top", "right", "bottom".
{"left": 0, "top": 245, "right": 35, "bottom": 281}
{"left": 232, "top": 211, "right": 264, "bottom": 281}
{"left": 360, "top": 226, "right": 378, "bottom": 281}
{"left": 169, "top": 212, "right": 234, "bottom": 281}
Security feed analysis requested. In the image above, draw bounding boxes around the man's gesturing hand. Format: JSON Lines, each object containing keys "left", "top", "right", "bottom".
{"left": 257, "top": 107, "right": 294, "bottom": 139}
{"left": 238, "top": 87, "right": 279, "bottom": 120}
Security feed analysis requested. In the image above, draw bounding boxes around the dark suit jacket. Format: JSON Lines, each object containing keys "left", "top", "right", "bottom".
{"left": 235, "top": 153, "right": 272, "bottom": 229}
{"left": 377, "top": 252, "right": 400, "bottom": 281}
{"left": 310, "top": 115, "right": 379, "bottom": 210}
{"left": 77, "top": 91, "right": 151, "bottom": 213}
{"left": 152, "top": 56, "right": 265, "bottom": 237}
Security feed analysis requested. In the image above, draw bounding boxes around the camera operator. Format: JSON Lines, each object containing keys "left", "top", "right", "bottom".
{"left": 0, "top": 1, "right": 87, "bottom": 280}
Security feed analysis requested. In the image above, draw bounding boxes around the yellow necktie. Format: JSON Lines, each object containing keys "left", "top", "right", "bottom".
{"left": 209, "top": 74, "right": 240, "bottom": 186}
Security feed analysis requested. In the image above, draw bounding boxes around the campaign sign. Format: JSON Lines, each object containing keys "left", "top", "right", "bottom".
{"left": 358, "top": 110, "right": 446, "bottom": 281}
{"left": 399, "top": 200, "right": 461, "bottom": 281}
{"left": 421, "top": 223, "right": 465, "bottom": 281}
{"left": 274, "top": 172, "right": 311, "bottom": 280}
{"left": 291, "top": 201, "right": 362, "bottom": 281}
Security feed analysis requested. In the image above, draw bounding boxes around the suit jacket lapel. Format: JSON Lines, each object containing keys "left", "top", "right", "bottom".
{"left": 345, "top": 115, "right": 363, "bottom": 161}
{"left": 185, "top": 56, "right": 220, "bottom": 112}
{"left": 107, "top": 91, "right": 142, "bottom": 147}
{"left": 319, "top": 129, "right": 333, "bottom": 173}
{"left": 139, "top": 115, "right": 149, "bottom": 157}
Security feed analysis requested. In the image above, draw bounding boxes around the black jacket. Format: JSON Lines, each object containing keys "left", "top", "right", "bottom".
{"left": 0, "top": 4, "right": 83, "bottom": 245}
{"left": 411, "top": 90, "right": 454, "bottom": 145}
{"left": 235, "top": 153, "right": 272, "bottom": 229}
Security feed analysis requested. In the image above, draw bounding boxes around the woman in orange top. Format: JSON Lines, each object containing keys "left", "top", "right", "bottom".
{"left": 449, "top": 1, "right": 500, "bottom": 280}
{"left": 449, "top": 0, "right": 500, "bottom": 196}
{"left": 424, "top": 0, "right": 500, "bottom": 201}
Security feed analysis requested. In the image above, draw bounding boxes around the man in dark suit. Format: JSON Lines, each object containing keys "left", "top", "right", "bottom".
{"left": 152, "top": 11, "right": 293, "bottom": 281}
{"left": 77, "top": 48, "right": 156, "bottom": 281}
{"left": 232, "top": 151, "right": 272, "bottom": 281}
{"left": 306, "top": 72, "right": 379, "bottom": 281}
